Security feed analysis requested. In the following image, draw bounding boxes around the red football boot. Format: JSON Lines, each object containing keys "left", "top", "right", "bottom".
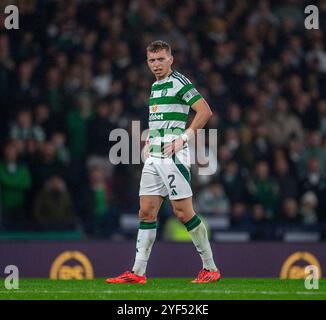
{"left": 192, "top": 268, "right": 221, "bottom": 283}
{"left": 105, "top": 271, "right": 147, "bottom": 284}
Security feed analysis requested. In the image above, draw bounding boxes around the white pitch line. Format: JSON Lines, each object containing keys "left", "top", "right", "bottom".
{"left": 0, "top": 290, "right": 326, "bottom": 295}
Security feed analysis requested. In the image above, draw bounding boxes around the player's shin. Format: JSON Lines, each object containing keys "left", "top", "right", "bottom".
{"left": 185, "top": 215, "right": 217, "bottom": 272}
{"left": 132, "top": 221, "right": 157, "bottom": 276}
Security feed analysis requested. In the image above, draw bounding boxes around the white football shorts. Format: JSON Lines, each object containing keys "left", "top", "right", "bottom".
{"left": 139, "top": 147, "right": 193, "bottom": 200}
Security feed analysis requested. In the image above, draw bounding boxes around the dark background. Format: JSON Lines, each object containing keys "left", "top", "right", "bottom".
{"left": 0, "top": 0, "right": 325, "bottom": 241}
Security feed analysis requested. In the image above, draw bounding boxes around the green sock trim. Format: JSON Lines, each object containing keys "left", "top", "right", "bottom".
{"left": 184, "top": 215, "right": 201, "bottom": 231}
{"left": 139, "top": 221, "right": 158, "bottom": 229}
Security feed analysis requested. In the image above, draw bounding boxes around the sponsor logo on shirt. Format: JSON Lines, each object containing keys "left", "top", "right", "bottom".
{"left": 149, "top": 113, "right": 164, "bottom": 121}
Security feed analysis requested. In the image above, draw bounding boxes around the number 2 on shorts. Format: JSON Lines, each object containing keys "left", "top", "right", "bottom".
{"left": 168, "top": 174, "right": 176, "bottom": 189}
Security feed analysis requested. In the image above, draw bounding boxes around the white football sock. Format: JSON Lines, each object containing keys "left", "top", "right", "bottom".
{"left": 132, "top": 222, "right": 157, "bottom": 276}
{"left": 186, "top": 216, "right": 217, "bottom": 272}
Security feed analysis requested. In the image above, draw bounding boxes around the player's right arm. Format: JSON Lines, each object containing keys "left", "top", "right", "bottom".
{"left": 163, "top": 98, "right": 212, "bottom": 157}
{"left": 163, "top": 77, "right": 213, "bottom": 157}
{"left": 144, "top": 133, "right": 149, "bottom": 160}
{"left": 184, "top": 97, "right": 213, "bottom": 141}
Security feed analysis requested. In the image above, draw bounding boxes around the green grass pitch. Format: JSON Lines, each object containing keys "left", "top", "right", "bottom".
{"left": 0, "top": 278, "right": 325, "bottom": 300}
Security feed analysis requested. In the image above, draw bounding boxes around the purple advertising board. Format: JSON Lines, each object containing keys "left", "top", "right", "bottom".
{"left": 0, "top": 241, "right": 325, "bottom": 279}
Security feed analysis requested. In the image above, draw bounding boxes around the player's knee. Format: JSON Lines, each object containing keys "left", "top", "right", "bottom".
{"left": 138, "top": 207, "right": 156, "bottom": 222}
{"left": 173, "top": 207, "right": 188, "bottom": 224}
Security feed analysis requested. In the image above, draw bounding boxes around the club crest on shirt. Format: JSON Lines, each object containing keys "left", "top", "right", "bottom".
{"left": 161, "top": 88, "right": 168, "bottom": 97}
{"left": 151, "top": 105, "right": 158, "bottom": 113}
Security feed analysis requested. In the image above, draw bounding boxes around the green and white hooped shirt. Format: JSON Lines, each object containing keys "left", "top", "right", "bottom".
{"left": 148, "top": 70, "right": 202, "bottom": 158}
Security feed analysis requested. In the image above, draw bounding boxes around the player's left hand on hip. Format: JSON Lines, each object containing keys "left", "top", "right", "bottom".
{"left": 163, "top": 138, "right": 184, "bottom": 157}
{"left": 143, "top": 141, "right": 149, "bottom": 160}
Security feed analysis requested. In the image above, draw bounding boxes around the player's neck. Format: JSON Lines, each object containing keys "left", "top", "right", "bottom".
{"left": 155, "top": 69, "right": 173, "bottom": 81}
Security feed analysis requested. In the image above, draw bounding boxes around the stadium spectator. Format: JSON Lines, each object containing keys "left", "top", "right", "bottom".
{"left": 31, "top": 141, "right": 66, "bottom": 191}
{"left": 287, "top": 136, "right": 304, "bottom": 176}
{"left": 306, "top": 41, "right": 326, "bottom": 74}
{"left": 222, "top": 102, "right": 244, "bottom": 131}
{"left": 250, "top": 203, "right": 273, "bottom": 240}
{"left": 87, "top": 99, "right": 116, "bottom": 156}
{"left": 22, "top": 137, "right": 39, "bottom": 171}
{"left": 194, "top": 182, "right": 230, "bottom": 217}
{"left": 317, "top": 100, "right": 326, "bottom": 137}
{"left": 292, "top": 92, "right": 319, "bottom": 131}
{"left": 206, "top": 72, "right": 230, "bottom": 117}
{"left": 43, "top": 67, "right": 66, "bottom": 116}
{"left": 66, "top": 94, "right": 94, "bottom": 161}
{"left": 13, "top": 60, "right": 40, "bottom": 109}
{"left": 220, "top": 161, "right": 248, "bottom": 203}
{"left": 250, "top": 124, "right": 274, "bottom": 165}
{"left": 10, "top": 109, "right": 45, "bottom": 145}
{"left": 247, "top": 161, "right": 279, "bottom": 219}
{"left": 298, "top": 131, "right": 326, "bottom": 177}
{"left": 51, "top": 131, "right": 70, "bottom": 165}
{"left": 108, "top": 97, "right": 129, "bottom": 129}
{"left": 33, "top": 175, "right": 77, "bottom": 231}
{"left": 34, "top": 103, "right": 63, "bottom": 139}
{"left": 0, "top": 33, "right": 14, "bottom": 119}
{"left": 86, "top": 99, "right": 118, "bottom": 179}
{"left": 92, "top": 58, "right": 113, "bottom": 98}
{"left": 267, "top": 97, "right": 304, "bottom": 147}
{"left": 230, "top": 202, "right": 251, "bottom": 228}
{"left": 280, "top": 198, "right": 301, "bottom": 224}
{"left": 274, "top": 155, "right": 298, "bottom": 203}
{"left": 76, "top": 166, "right": 118, "bottom": 238}
{"left": 248, "top": 0, "right": 279, "bottom": 27}
{"left": 0, "top": 141, "right": 32, "bottom": 230}
{"left": 299, "top": 157, "right": 326, "bottom": 222}
{"left": 224, "top": 128, "right": 244, "bottom": 164}
{"left": 300, "top": 191, "right": 318, "bottom": 226}
{"left": 74, "top": 68, "right": 98, "bottom": 107}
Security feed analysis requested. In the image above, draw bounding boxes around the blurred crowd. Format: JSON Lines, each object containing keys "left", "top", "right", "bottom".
{"left": 0, "top": 0, "right": 326, "bottom": 240}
